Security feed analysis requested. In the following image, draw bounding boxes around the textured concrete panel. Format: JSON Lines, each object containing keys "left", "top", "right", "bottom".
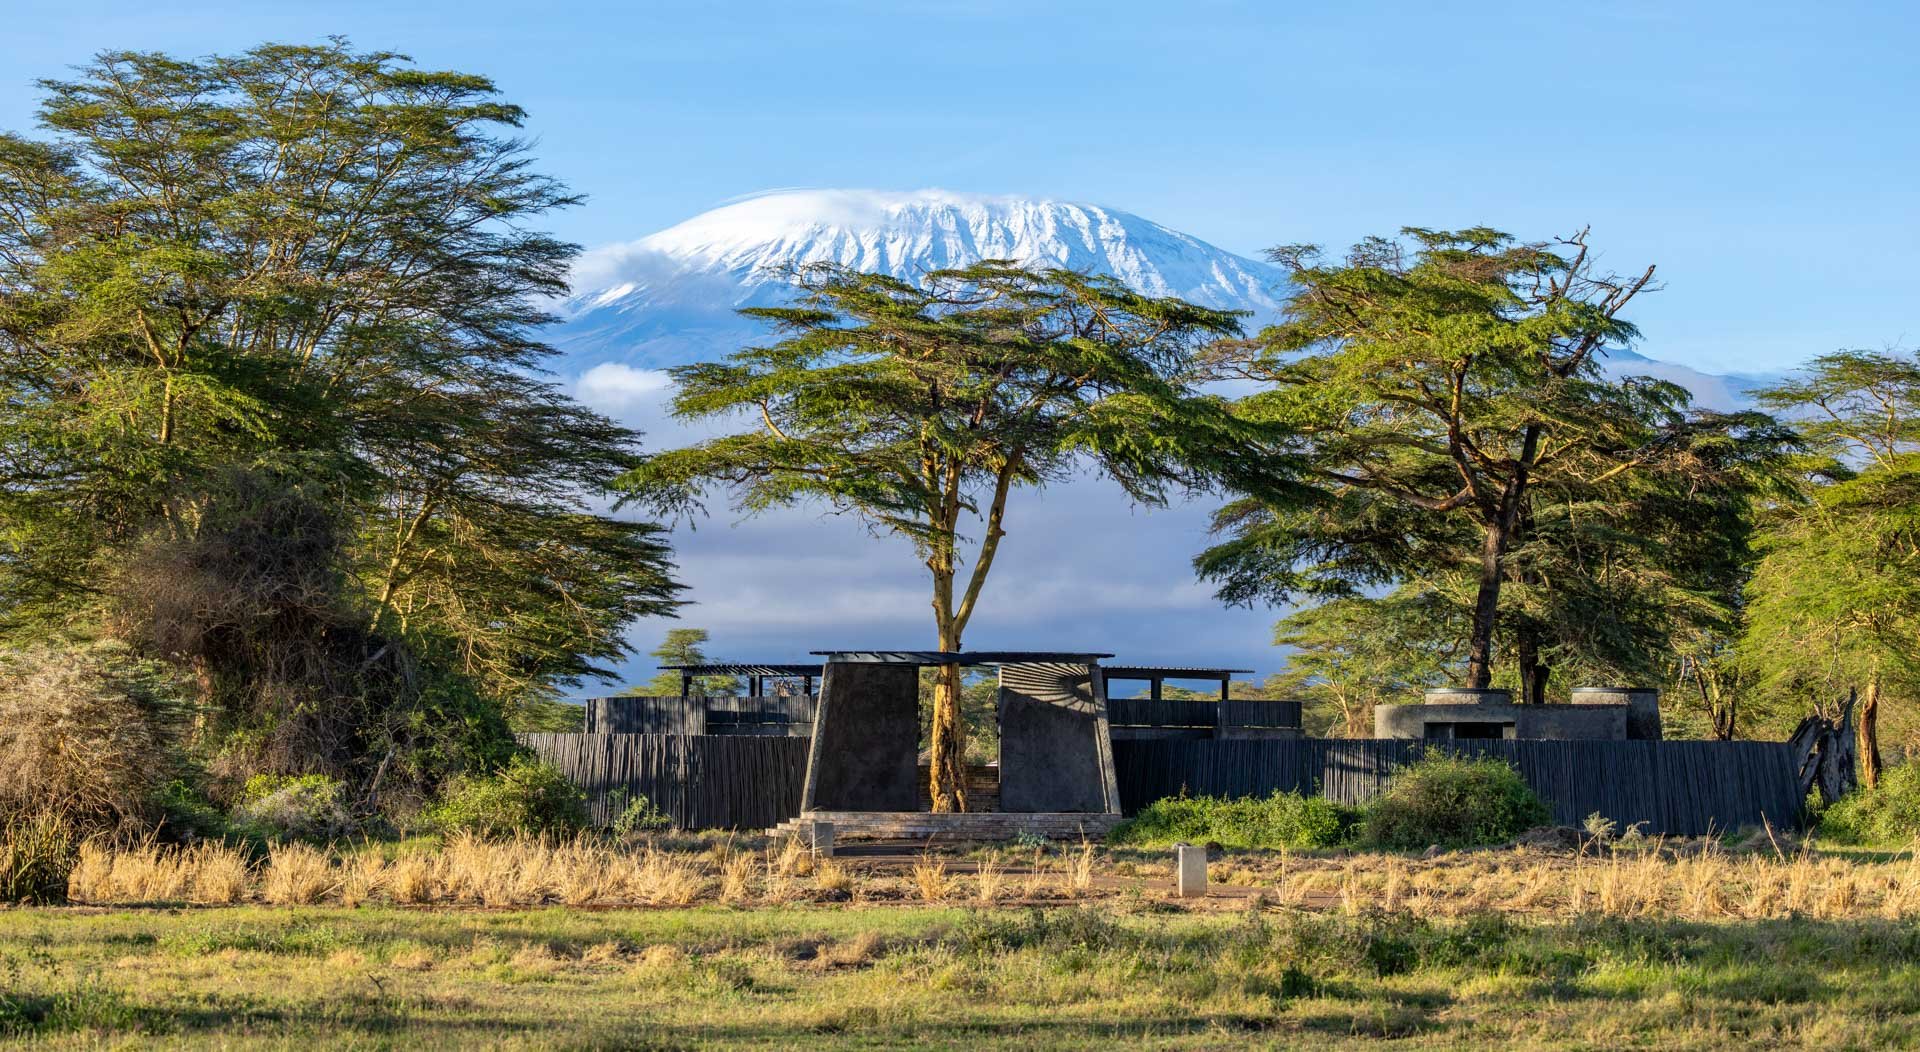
{"left": 801, "top": 661, "right": 922, "bottom": 812}
{"left": 1571, "top": 688, "right": 1664, "bottom": 740}
{"left": 1377, "top": 702, "right": 1627, "bottom": 740}
{"left": 1423, "top": 688, "right": 1514, "bottom": 706}
{"left": 997, "top": 663, "right": 1117, "bottom": 813}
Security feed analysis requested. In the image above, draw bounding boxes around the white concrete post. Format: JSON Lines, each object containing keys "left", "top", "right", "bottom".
{"left": 1175, "top": 843, "right": 1207, "bottom": 898}
{"left": 809, "top": 820, "right": 835, "bottom": 859}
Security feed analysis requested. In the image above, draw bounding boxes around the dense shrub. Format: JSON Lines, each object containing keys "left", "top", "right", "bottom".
{"left": 1361, "top": 753, "right": 1551, "bottom": 850}
{"left": 1819, "top": 762, "right": 1920, "bottom": 844}
{"left": 1109, "top": 791, "right": 1357, "bottom": 850}
{"left": 427, "top": 756, "right": 587, "bottom": 836}
{"left": 0, "top": 643, "right": 188, "bottom": 832}
{"left": 230, "top": 775, "right": 356, "bottom": 841}
{"left": 0, "top": 813, "right": 79, "bottom": 904}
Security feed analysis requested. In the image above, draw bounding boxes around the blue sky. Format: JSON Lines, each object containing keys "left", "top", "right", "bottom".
{"left": 5, "top": 1, "right": 1915, "bottom": 686}
{"left": 6, "top": 1, "right": 1914, "bottom": 375}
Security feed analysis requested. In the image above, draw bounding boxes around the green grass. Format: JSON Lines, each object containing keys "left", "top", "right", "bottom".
{"left": 5, "top": 904, "right": 1920, "bottom": 1047}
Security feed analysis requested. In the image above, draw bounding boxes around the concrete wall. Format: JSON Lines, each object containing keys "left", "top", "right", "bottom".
{"left": 1375, "top": 701, "right": 1628, "bottom": 741}
{"left": 996, "top": 662, "right": 1120, "bottom": 814}
{"left": 1571, "top": 688, "right": 1663, "bottom": 740}
{"left": 800, "top": 661, "right": 923, "bottom": 812}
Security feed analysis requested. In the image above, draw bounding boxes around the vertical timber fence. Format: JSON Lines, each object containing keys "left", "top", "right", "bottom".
{"left": 524, "top": 733, "right": 1803, "bottom": 834}
{"left": 583, "top": 696, "right": 816, "bottom": 737}
{"left": 519, "top": 733, "right": 809, "bottom": 830}
{"left": 1111, "top": 738, "right": 1805, "bottom": 835}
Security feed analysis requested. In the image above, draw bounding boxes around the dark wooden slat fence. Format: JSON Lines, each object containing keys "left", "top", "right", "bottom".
{"left": 1107, "top": 698, "right": 1304, "bottom": 732}
{"left": 520, "top": 733, "right": 808, "bottom": 830}
{"left": 524, "top": 732, "right": 1803, "bottom": 835}
{"left": 1112, "top": 738, "right": 1803, "bottom": 835}
{"left": 584, "top": 696, "right": 815, "bottom": 737}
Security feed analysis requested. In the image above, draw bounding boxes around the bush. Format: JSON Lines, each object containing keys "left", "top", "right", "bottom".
{"left": 1818, "top": 762, "right": 1920, "bottom": 845}
{"left": 0, "top": 642, "right": 188, "bottom": 832}
{"left": 1360, "top": 752, "right": 1551, "bottom": 850}
{"left": 230, "top": 775, "right": 356, "bottom": 842}
{"left": 427, "top": 756, "right": 587, "bottom": 836}
{"left": 606, "top": 788, "right": 672, "bottom": 835}
{"left": 0, "top": 812, "right": 79, "bottom": 904}
{"left": 1110, "top": 791, "right": 1357, "bottom": 850}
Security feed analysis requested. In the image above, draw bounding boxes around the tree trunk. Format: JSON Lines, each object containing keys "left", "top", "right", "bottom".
{"left": 1464, "top": 521, "right": 1508, "bottom": 688}
{"left": 1516, "top": 629, "right": 1549, "bottom": 704}
{"left": 927, "top": 618, "right": 968, "bottom": 813}
{"left": 1861, "top": 673, "right": 1883, "bottom": 790}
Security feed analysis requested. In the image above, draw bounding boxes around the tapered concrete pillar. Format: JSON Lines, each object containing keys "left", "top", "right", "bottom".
{"left": 1175, "top": 843, "right": 1208, "bottom": 898}
{"left": 807, "top": 820, "right": 834, "bottom": 859}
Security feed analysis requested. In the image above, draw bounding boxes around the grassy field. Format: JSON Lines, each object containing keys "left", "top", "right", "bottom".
{"left": 10, "top": 833, "right": 1920, "bottom": 1048}
{"left": 7, "top": 900, "right": 1920, "bottom": 1048}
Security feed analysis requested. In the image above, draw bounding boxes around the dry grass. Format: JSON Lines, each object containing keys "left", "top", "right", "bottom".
{"left": 187, "top": 842, "right": 252, "bottom": 905}
{"left": 974, "top": 851, "right": 1004, "bottom": 904}
{"left": 262, "top": 843, "right": 335, "bottom": 905}
{"left": 0, "top": 643, "right": 179, "bottom": 831}
{"left": 814, "top": 860, "right": 853, "bottom": 895}
{"left": 48, "top": 832, "right": 1920, "bottom": 923}
{"left": 720, "top": 851, "right": 757, "bottom": 903}
{"left": 911, "top": 853, "right": 948, "bottom": 902}
{"left": 772, "top": 836, "right": 814, "bottom": 877}
{"left": 1065, "top": 840, "right": 1097, "bottom": 896}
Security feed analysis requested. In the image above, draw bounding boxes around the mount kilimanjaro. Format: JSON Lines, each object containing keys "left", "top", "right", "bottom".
{"left": 552, "top": 189, "right": 1288, "bottom": 371}
{"left": 551, "top": 188, "right": 1764, "bottom": 408}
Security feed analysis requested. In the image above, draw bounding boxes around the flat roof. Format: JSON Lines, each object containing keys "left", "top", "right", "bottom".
{"left": 809, "top": 650, "right": 1113, "bottom": 666}
{"left": 657, "top": 663, "right": 823, "bottom": 676}
{"left": 1104, "top": 665, "right": 1255, "bottom": 679}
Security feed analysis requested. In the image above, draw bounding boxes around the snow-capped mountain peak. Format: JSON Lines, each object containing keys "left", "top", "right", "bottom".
{"left": 554, "top": 189, "right": 1287, "bottom": 369}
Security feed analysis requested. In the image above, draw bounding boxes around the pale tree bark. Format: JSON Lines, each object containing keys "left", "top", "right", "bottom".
{"left": 925, "top": 456, "right": 1017, "bottom": 812}
{"left": 1860, "top": 669, "right": 1883, "bottom": 789}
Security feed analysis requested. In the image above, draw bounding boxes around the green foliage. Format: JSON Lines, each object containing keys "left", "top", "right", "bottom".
{"left": 1109, "top": 792, "right": 1357, "bottom": 850}
{"left": 428, "top": 756, "right": 587, "bottom": 837}
{"left": 508, "top": 697, "right": 586, "bottom": 734}
{"left": 0, "top": 41, "right": 680, "bottom": 808}
{"left": 605, "top": 788, "right": 672, "bottom": 835}
{"left": 0, "top": 813, "right": 78, "bottom": 904}
{"left": 153, "top": 779, "right": 233, "bottom": 843}
{"left": 1743, "top": 350, "right": 1920, "bottom": 746}
{"left": 1267, "top": 593, "right": 1464, "bottom": 736}
{"left": 1360, "top": 753, "right": 1551, "bottom": 850}
{"left": 626, "top": 628, "right": 740, "bottom": 697}
{"left": 1818, "top": 763, "right": 1920, "bottom": 845}
{"left": 1201, "top": 228, "right": 1793, "bottom": 700}
{"left": 231, "top": 775, "right": 355, "bottom": 842}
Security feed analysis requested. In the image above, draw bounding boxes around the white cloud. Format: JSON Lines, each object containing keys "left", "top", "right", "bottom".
{"left": 573, "top": 363, "right": 675, "bottom": 415}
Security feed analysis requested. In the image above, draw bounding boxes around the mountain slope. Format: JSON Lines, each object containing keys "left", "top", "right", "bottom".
{"left": 553, "top": 189, "right": 1289, "bottom": 370}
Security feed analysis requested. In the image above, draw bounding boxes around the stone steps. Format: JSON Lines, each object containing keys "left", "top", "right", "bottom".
{"left": 771, "top": 811, "right": 1122, "bottom": 843}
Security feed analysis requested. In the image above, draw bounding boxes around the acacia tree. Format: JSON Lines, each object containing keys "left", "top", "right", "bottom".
{"left": 1199, "top": 227, "right": 1787, "bottom": 699}
{"left": 1745, "top": 350, "right": 1920, "bottom": 784}
{"left": 0, "top": 43, "right": 680, "bottom": 782}
{"left": 1265, "top": 593, "right": 1465, "bottom": 735}
{"left": 619, "top": 261, "right": 1290, "bottom": 809}
{"left": 626, "top": 628, "right": 740, "bottom": 697}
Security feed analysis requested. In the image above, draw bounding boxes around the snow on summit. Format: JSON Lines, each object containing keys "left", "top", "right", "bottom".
{"left": 553, "top": 189, "right": 1287, "bottom": 370}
